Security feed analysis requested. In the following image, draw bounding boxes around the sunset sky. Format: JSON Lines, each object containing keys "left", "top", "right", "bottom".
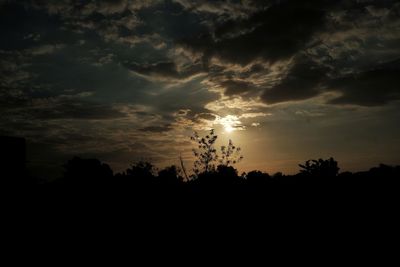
{"left": 1, "top": 0, "right": 400, "bottom": 177}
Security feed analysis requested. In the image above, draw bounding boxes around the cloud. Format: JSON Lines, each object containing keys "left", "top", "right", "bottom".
{"left": 123, "top": 61, "right": 205, "bottom": 82}
{"left": 117, "top": 34, "right": 166, "bottom": 49}
{"left": 219, "top": 79, "right": 258, "bottom": 96}
{"left": 261, "top": 57, "right": 328, "bottom": 104}
{"left": 326, "top": 59, "right": 400, "bottom": 106}
{"left": 140, "top": 124, "right": 173, "bottom": 133}
{"left": 240, "top": 112, "right": 270, "bottom": 119}
{"left": 30, "top": 0, "right": 160, "bottom": 16}
{"left": 260, "top": 56, "right": 400, "bottom": 106}
{"left": 97, "top": 0, "right": 128, "bottom": 15}
{"left": 20, "top": 0, "right": 165, "bottom": 50}
{"left": 24, "top": 98, "right": 128, "bottom": 120}
{"left": 127, "top": 0, "right": 163, "bottom": 11}
{"left": 173, "top": 0, "right": 257, "bottom": 18}
{"left": 215, "top": 115, "right": 246, "bottom": 131}
{"left": 194, "top": 113, "right": 217, "bottom": 121}
{"left": 125, "top": 61, "right": 180, "bottom": 78}
{"left": 29, "top": 44, "right": 65, "bottom": 56}
{"left": 178, "top": 0, "right": 336, "bottom": 65}
{"left": 174, "top": 0, "right": 400, "bottom": 108}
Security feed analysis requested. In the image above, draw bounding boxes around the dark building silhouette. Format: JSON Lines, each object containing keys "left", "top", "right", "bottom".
{"left": 0, "top": 136, "right": 27, "bottom": 185}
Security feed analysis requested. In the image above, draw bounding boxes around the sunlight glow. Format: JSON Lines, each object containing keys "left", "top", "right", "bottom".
{"left": 225, "top": 125, "right": 234, "bottom": 133}
{"left": 217, "top": 115, "right": 244, "bottom": 133}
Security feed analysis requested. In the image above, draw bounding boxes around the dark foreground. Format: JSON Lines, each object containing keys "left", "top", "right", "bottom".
{"left": 3, "top": 164, "right": 399, "bottom": 265}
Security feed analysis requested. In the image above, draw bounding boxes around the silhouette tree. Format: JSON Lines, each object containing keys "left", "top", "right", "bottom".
{"left": 220, "top": 139, "right": 243, "bottom": 166}
{"left": 216, "top": 164, "right": 242, "bottom": 184}
{"left": 191, "top": 129, "right": 219, "bottom": 175}
{"left": 192, "top": 164, "right": 242, "bottom": 187}
{"left": 191, "top": 129, "right": 243, "bottom": 175}
{"left": 157, "top": 165, "right": 183, "bottom": 185}
{"left": 246, "top": 170, "right": 271, "bottom": 186}
{"left": 0, "top": 136, "right": 30, "bottom": 186}
{"left": 125, "top": 161, "right": 156, "bottom": 180}
{"left": 63, "top": 157, "right": 113, "bottom": 185}
{"left": 299, "top": 158, "right": 339, "bottom": 178}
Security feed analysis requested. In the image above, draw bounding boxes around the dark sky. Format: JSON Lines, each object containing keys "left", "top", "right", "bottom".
{"left": 1, "top": 0, "right": 400, "bottom": 176}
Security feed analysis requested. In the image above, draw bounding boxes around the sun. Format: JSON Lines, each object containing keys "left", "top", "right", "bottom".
{"left": 218, "top": 115, "right": 241, "bottom": 133}
{"left": 224, "top": 125, "right": 234, "bottom": 133}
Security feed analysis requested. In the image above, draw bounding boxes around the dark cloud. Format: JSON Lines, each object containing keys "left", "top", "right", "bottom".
{"left": 261, "top": 57, "right": 328, "bottom": 104}
{"left": 1, "top": 97, "right": 127, "bottom": 121}
{"left": 261, "top": 56, "right": 400, "bottom": 106}
{"left": 0, "top": 1, "right": 70, "bottom": 50}
{"left": 261, "top": 57, "right": 400, "bottom": 106}
{"left": 125, "top": 61, "right": 179, "bottom": 78}
{"left": 194, "top": 113, "right": 217, "bottom": 121}
{"left": 174, "top": 0, "right": 400, "bottom": 107}
{"left": 123, "top": 61, "right": 204, "bottom": 80}
{"left": 173, "top": 0, "right": 258, "bottom": 18}
{"left": 327, "top": 59, "right": 400, "bottom": 106}
{"left": 140, "top": 124, "right": 172, "bottom": 133}
{"left": 220, "top": 79, "right": 258, "bottom": 96}
{"left": 96, "top": 0, "right": 129, "bottom": 14}
{"left": 29, "top": 101, "right": 127, "bottom": 120}
{"left": 179, "top": 0, "right": 337, "bottom": 65}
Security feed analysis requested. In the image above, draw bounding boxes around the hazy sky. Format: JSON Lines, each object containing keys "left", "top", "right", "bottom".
{"left": 1, "top": 0, "right": 400, "bottom": 176}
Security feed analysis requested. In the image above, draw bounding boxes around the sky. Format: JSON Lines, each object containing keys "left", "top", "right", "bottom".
{"left": 1, "top": 0, "right": 400, "bottom": 177}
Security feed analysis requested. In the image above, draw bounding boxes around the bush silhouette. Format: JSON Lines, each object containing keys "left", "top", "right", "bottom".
{"left": 63, "top": 156, "right": 113, "bottom": 185}
{"left": 246, "top": 170, "right": 271, "bottom": 186}
{"left": 121, "top": 161, "right": 157, "bottom": 185}
{"left": 299, "top": 158, "right": 339, "bottom": 178}
{"left": 191, "top": 164, "right": 241, "bottom": 187}
{"left": 4, "top": 134, "right": 400, "bottom": 196}
{"left": 157, "top": 165, "right": 183, "bottom": 185}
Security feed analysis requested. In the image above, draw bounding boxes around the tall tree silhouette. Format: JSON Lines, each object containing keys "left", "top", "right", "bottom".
{"left": 191, "top": 129, "right": 219, "bottom": 175}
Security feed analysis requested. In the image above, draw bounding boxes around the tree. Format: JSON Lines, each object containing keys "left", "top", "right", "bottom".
{"left": 158, "top": 165, "right": 183, "bottom": 184}
{"left": 125, "top": 161, "right": 156, "bottom": 180}
{"left": 191, "top": 129, "right": 243, "bottom": 175}
{"left": 299, "top": 157, "right": 339, "bottom": 178}
{"left": 220, "top": 139, "right": 243, "bottom": 166}
{"left": 246, "top": 170, "right": 271, "bottom": 185}
{"left": 191, "top": 129, "right": 218, "bottom": 174}
{"left": 63, "top": 157, "right": 113, "bottom": 185}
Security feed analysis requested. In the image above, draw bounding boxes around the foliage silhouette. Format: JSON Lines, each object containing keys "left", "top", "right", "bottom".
{"left": 2, "top": 134, "right": 399, "bottom": 201}
{"left": 191, "top": 129, "right": 219, "bottom": 175}
{"left": 157, "top": 165, "right": 184, "bottom": 185}
{"left": 0, "top": 136, "right": 30, "bottom": 186}
{"left": 191, "top": 129, "right": 243, "bottom": 176}
{"left": 192, "top": 164, "right": 242, "bottom": 188}
{"left": 220, "top": 139, "right": 243, "bottom": 166}
{"left": 246, "top": 170, "right": 271, "bottom": 186}
{"left": 125, "top": 161, "right": 156, "bottom": 178}
{"left": 63, "top": 156, "right": 113, "bottom": 185}
{"left": 299, "top": 157, "right": 339, "bottom": 178}
{"left": 116, "top": 161, "right": 157, "bottom": 186}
